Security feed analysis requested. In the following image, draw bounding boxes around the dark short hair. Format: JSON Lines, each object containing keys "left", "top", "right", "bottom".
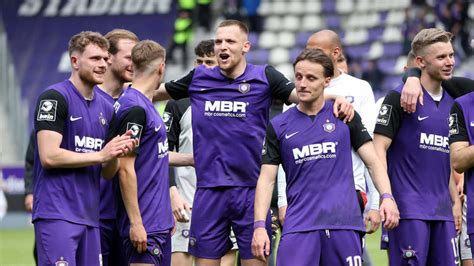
{"left": 217, "top": 20, "right": 249, "bottom": 35}
{"left": 195, "top": 39, "right": 215, "bottom": 57}
{"left": 104, "top": 29, "right": 139, "bottom": 55}
{"left": 293, "top": 48, "right": 334, "bottom": 78}
{"left": 68, "top": 31, "right": 109, "bottom": 55}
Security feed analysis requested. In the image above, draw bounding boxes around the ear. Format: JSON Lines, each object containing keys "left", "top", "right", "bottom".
{"left": 70, "top": 55, "right": 79, "bottom": 71}
{"left": 158, "top": 62, "right": 165, "bottom": 75}
{"left": 323, "top": 76, "right": 332, "bottom": 88}
{"left": 415, "top": 56, "right": 425, "bottom": 69}
{"left": 242, "top": 41, "right": 251, "bottom": 53}
{"left": 332, "top": 47, "right": 341, "bottom": 61}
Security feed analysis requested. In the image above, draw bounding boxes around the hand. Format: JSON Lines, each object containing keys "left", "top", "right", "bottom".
{"left": 130, "top": 223, "right": 148, "bottom": 253}
{"left": 380, "top": 198, "right": 399, "bottom": 230}
{"left": 453, "top": 199, "right": 462, "bottom": 235}
{"left": 170, "top": 188, "right": 191, "bottom": 223}
{"left": 252, "top": 227, "right": 270, "bottom": 262}
{"left": 400, "top": 77, "right": 423, "bottom": 113}
{"left": 24, "top": 194, "right": 33, "bottom": 212}
{"left": 100, "top": 131, "right": 136, "bottom": 162}
{"left": 278, "top": 205, "right": 287, "bottom": 226}
{"left": 271, "top": 214, "right": 280, "bottom": 232}
{"left": 364, "top": 209, "right": 381, "bottom": 234}
{"left": 333, "top": 96, "right": 354, "bottom": 123}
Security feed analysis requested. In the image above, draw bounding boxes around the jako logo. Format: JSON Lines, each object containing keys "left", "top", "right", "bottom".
{"left": 292, "top": 142, "right": 337, "bottom": 160}
{"left": 75, "top": 136, "right": 104, "bottom": 151}
{"left": 419, "top": 133, "right": 448, "bottom": 148}
{"left": 205, "top": 101, "right": 247, "bottom": 112}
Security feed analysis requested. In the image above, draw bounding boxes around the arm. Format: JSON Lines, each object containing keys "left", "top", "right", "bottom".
{"left": 449, "top": 171, "right": 462, "bottom": 235}
{"left": 118, "top": 155, "right": 147, "bottom": 253}
{"left": 449, "top": 102, "right": 474, "bottom": 173}
{"left": 277, "top": 165, "right": 288, "bottom": 225}
{"left": 400, "top": 68, "right": 423, "bottom": 113}
{"left": 252, "top": 164, "right": 278, "bottom": 262}
{"left": 24, "top": 131, "right": 35, "bottom": 212}
{"left": 170, "top": 186, "right": 191, "bottom": 222}
{"left": 153, "top": 70, "right": 195, "bottom": 102}
{"left": 357, "top": 141, "right": 399, "bottom": 229}
{"left": 324, "top": 94, "right": 355, "bottom": 123}
{"left": 153, "top": 83, "right": 172, "bottom": 101}
{"left": 168, "top": 151, "right": 194, "bottom": 167}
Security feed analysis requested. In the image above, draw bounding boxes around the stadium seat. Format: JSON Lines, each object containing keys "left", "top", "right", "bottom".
{"left": 367, "top": 41, "right": 384, "bottom": 60}
{"left": 382, "top": 26, "right": 402, "bottom": 42}
{"left": 343, "top": 29, "right": 368, "bottom": 45}
{"left": 383, "top": 42, "right": 403, "bottom": 58}
{"left": 287, "top": 2, "right": 305, "bottom": 16}
{"left": 335, "top": 0, "right": 354, "bottom": 15}
{"left": 249, "top": 32, "right": 259, "bottom": 47}
{"left": 269, "top": 47, "right": 290, "bottom": 65}
{"left": 277, "top": 32, "right": 296, "bottom": 48}
{"left": 247, "top": 48, "right": 270, "bottom": 65}
{"left": 393, "top": 55, "right": 408, "bottom": 74}
{"left": 301, "top": 15, "right": 324, "bottom": 31}
{"left": 306, "top": 1, "right": 323, "bottom": 14}
{"left": 296, "top": 31, "right": 313, "bottom": 48}
{"left": 282, "top": 15, "right": 300, "bottom": 32}
{"left": 385, "top": 10, "right": 405, "bottom": 26}
{"left": 275, "top": 63, "right": 294, "bottom": 81}
{"left": 264, "top": 15, "right": 282, "bottom": 32}
{"left": 272, "top": 2, "right": 287, "bottom": 15}
{"left": 257, "top": 1, "right": 272, "bottom": 16}
{"left": 258, "top": 31, "right": 278, "bottom": 49}
{"left": 469, "top": 3, "right": 474, "bottom": 20}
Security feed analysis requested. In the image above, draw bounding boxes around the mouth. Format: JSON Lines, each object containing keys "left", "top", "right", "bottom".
{"left": 219, "top": 53, "right": 230, "bottom": 63}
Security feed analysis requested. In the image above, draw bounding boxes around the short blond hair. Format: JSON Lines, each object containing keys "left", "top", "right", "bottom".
{"left": 131, "top": 40, "right": 166, "bottom": 73}
{"left": 104, "top": 29, "right": 139, "bottom": 55}
{"left": 411, "top": 28, "right": 453, "bottom": 56}
{"left": 68, "top": 31, "right": 109, "bottom": 56}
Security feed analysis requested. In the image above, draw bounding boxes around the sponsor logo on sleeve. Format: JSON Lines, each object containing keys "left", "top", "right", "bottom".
{"left": 163, "top": 112, "right": 173, "bottom": 132}
{"left": 37, "top": 100, "right": 58, "bottom": 121}
{"left": 127, "top": 123, "right": 143, "bottom": 146}
{"left": 376, "top": 104, "right": 392, "bottom": 126}
{"left": 449, "top": 113, "right": 459, "bottom": 136}
{"left": 262, "top": 138, "right": 267, "bottom": 155}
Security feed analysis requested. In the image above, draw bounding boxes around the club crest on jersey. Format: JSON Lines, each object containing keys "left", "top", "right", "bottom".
{"left": 127, "top": 122, "right": 143, "bottom": 146}
{"left": 238, "top": 83, "right": 250, "bottom": 94}
{"left": 182, "top": 229, "right": 190, "bottom": 238}
{"left": 189, "top": 237, "right": 197, "bottom": 247}
{"left": 323, "top": 120, "right": 335, "bottom": 133}
{"left": 376, "top": 104, "right": 392, "bottom": 126}
{"left": 55, "top": 257, "right": 68, "bottom": 266}
{"left": 37, "top": 100, "right": 58, "bottom": 121}
{"left": 449, "top": 113, "right": 459, "bottom": 136}
{"left": 163, "top": 112, "right": 173, "bottom": 132}
{"left": 99, "top": 112, "right": 107, "bottom": 127}
{"left": 152, "top": 246, "right": 161, "bottom": 256}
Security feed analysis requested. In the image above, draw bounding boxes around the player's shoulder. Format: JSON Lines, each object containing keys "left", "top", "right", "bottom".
{"left": 455, "top": 91, "right": 474, "bottom": 105}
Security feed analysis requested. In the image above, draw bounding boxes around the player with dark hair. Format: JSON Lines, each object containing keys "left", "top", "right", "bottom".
{"left": 374, "top": 28, "right": 462, "bottom": 265}
{"left": 252, "top": 48, "right": 399, "bottom": 265}
{"left": 32, "top": 31, "right": 135, "bottom": 265}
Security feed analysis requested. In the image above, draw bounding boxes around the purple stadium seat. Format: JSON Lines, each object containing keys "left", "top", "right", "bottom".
{"left": 322, "top": 0, "right": 336, "bottom": 13}
{"left": 326, "top": 15, "right": 341, "bottom": 30}
{"left": 247, "top": 49, "right": 269, "bottom": 65}
{"left": 377, "top": 58, "right": 398, "bottom": 75}
{"left": 383, "top": 74, "right": 403, "bottom": 91}
{"left": 290, "top": 47, "right": 303, "bottom": 62}
{"left": 368, "top": 27, "right": 384, "bottom": 42}
{"left": 249, "top": 32, "right": 259, "bottom": 47}
{"left": 383, "top": 42, "right": 403, "bottom": 57}
{"left": 345, "top": 43, "right": 371, "bottom": 59}
{"left": 296, "top": 31, "right": 313, "bottom": 48}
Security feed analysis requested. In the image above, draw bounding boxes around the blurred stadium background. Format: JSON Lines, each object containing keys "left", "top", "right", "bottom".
{"left": 0, "top": 0, "right": 472, "bottom": 265}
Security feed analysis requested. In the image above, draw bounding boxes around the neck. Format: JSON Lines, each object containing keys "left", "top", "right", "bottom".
{"left": 221, "top": 60, "right": 247, "bottom": 79}
{"left": 420, "top": 72, "right": 442, "bottom": 95}
{"left": 100, "top": 72, "right": 125, "bottom": 98}
{"left": 297, "top": 96, "right": 325, "bottom": 116}
{"left": 333, "top": 66, "right": 342, "bottom": 78}
{"left": 69, "top": 73, "right": 94, "bottom": 99}
{"left": 132, "top": 74, "right": 161, "bottom": 102}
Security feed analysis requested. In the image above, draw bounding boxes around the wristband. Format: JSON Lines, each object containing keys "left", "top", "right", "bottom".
{"left": 406, "top": 67, "right": 421, "bottom": 78}
{"left": 380, "top": 193, "right": 394, "bottom": 202}
{"left": 253, "top": 220, "right": 266, "bottom": 230}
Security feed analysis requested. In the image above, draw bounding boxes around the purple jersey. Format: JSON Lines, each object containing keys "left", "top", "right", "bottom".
{"left": 264, "top": 102, "right": 370, "bottom": 234}
{"left": 165, "top": 64, "right": 294, "bottom": 187}
{"left": 449, "top": 92, "right": 474, "bottom": 234}
{"left": 96, "top": 88, "right": 118, "bottom": 220}
{"left": 33, "top": 80, "right": 114, "bottom": 227}
{"left": 375, "top": 85, "right": 454, "bottom": 221}
{"left": 114, "top": 88, "right": 173, "bottom": 237}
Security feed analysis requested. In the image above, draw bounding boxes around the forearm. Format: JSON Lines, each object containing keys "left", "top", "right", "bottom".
{"left": 254, "top": 165, "right": 278, "bottom": 221}
{"left": 449, "top": 174, "right": 460, "bottom": 204}
{"left": 451, "top": 145, "right": 474, "bottom": 173}
{"left": 119, "top": 166, "right": 143, "bottom": 225}
{"left": 367, "top": 161, "right": 392, "bottom": 195}
{"left": 168, "top": 151, "right": 193, "bottom": 167}
{"left": 277, "top": 165, "right": 288, "bottom": 208}
{"left": 366, "top": 170, "right": 380, "bottom": 210}
{"left": 101, "top": 158, "right": 119, "bottom": 180}
{"left": 40, "top": 147, "right": 103, "bottom": 169}
{"left": 152, "top": 83, "right": 172, "bottom": 102}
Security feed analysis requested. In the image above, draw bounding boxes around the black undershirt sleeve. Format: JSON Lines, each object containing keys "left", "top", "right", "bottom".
{"left": 164, "top": 100, "right": 181, "bottom": 152}
{"left": 443, "top": 77, "right": 474, "bottom": 99}
{"left": 265, "top": 66, "right": 295, "bottom": 104}
{"left": 348, "top": 112, "right": 372, "bottom": 151}
{"left": 374, "top": 90, "right": 403, "bottom": 139}
{"left": 24, "top": 131, "right": 35, "bottom": 195}
{"left": 449, "top": 102, "right": 469, "bottom": 144}
{"left": 262, "top": 122, "right": 281, "bottom": 165}
{"left": 34, "top": 89, "right": 68, "bottom": 135}
{"left": 117, "top": 107, "right": 146, "bottom": 154}
{"left": 164, "top": 70, "right": 195, "bottom": 100}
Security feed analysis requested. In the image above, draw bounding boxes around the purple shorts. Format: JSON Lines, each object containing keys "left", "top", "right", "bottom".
{"left": 277, "top": 230, "right": 362, "bottom": 266}
{"left": 388, "top": 219, "right": 458, "bottom": 265}
{"left": 100, "top": 218, "right": 126, "bottom": 266}
{"left": 34, "top": 219, "right": 101, "bottom": 266}
{"left": 123, "top": 230, "right": 171, "bottom": 265}
{"left": 188, "top": 187, "right": 271, "bottom": 259}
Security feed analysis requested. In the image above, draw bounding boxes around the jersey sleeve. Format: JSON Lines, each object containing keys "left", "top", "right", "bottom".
{"left": 164, "top": 69, "right": 194, "bottom": 100}
{"left": 116, "top": 106, "right": 147, "bottom": 154}
{"left": 265, "top": 66, "right": 294, "bottom": 104}
{"left": 34, "top": 89, "right": 68, "bottom": 135}
{"left": 164, "top": 100, "right": 181, "bottom": 152}
{"left": 24, "top": 131, "right": 35, "bottom": 195}
{"left": 373, "top": 90, "right": 403, "bottom": 139}
{"left": 443, "top": 77, "right": 474, "bottom": 99}
{"left": 348, "top": 111, "right": 372, "bottom": 151}
{"left": 262, "top": 122, "right": 281, "bottom": 165}
{"left": 449, "top": 102, "right": 468, "bottom": 144}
